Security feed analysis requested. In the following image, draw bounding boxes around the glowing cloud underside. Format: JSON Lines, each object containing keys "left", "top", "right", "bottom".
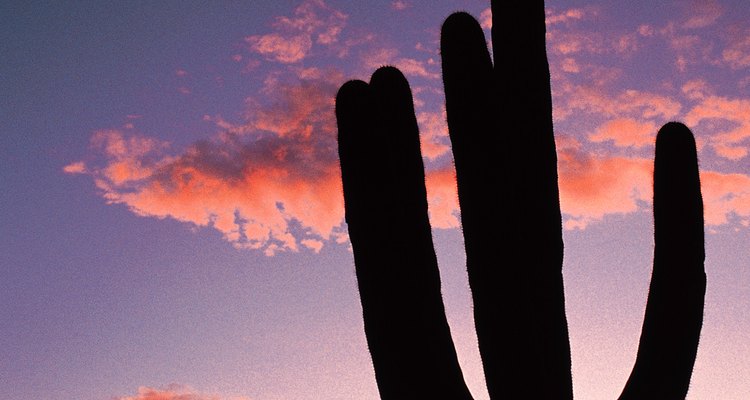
{"left": 115, "top": 385, "right": 251, "bottom": 400}
{"left": 65, "top": 0, "right": 750, "bottom": 254}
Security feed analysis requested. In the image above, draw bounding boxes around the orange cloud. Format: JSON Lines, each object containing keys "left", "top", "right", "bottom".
{"left": 557, "top": 137, "right": 652, "bottom": 229}
{"left": 589, "top": 118, "right": 659, "bottom": 148}
{"left": 115, "top": 385, "right": 250, "bottom": 400}
{"left": 71, "top": 72, "right": 346, "bottom": 255}
{"left": 425, "top": 168, "right": 460, "bottom": 229}
{"left": 557, "top": 135, "right": 750, "bottom": 230}
{"left": 713, "top": 143, "right": 748, "bottom": 160}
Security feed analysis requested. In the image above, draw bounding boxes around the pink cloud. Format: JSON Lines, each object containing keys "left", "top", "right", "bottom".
{"left": 425, "top": 168, "right": 460, "bottom": 229}
{"left": 713, "top": 143, "right": 748, "bottom": 160}
{"left": 245, "top": 0, "right": 347, "bottom": 64}
{"left": 246, "top": 33, "right": 312, "bottom": 64}
{"left": 684, "top": 95, "right": 750, "bottom": 160}
{"left": 614, "top": 33, "right": 640, "bottom": 54}
{"left": 655, "top": 21, "right": 714, "bottom": 72}
{"left": 417, "top": 110, "right": 450, "bottom": 160}
{"left": 721, "top": 31, "right": 750, "bottom": 69}
{"left": 701, "top": 171, "right": 750, "bottom": 226}
{"left": 589, "top": 118, "right": 659, "bottom": 148}
{"left": 361, "top": 47, "right": 440, "bottom": 80}
{"left": 682, "top": 0, "right": 723, "bottom": 29}
{"left": 556, "top": 137, "right": 652, "bottom": 229}
{"left": 546, "top": 8, "right": 585, "bottom": 26}
{"left": 479, "top": 8, "right": 492, "bottom": 30}
{"left": 555, "top": 84, "right": 681, "bottom": 121}
{"left": 682, "top": 79, "right": 712, "bottom": 100}
{"left": 302, "top": 238, "right": 324, "bottom": 253}
{"left": 549, "top": 32, "right": 600, "bottom": 55}
{"left": 67, "top": 0, "right": 750, "bottom": 254}
{"left": 71, "top": 72, "right": 346, "bottom": 255}
{"left": 424, "top": 137, "right": 750, "bottom": 232}
{"left": 395, "top": 58, "right": 440, "bottom": 80}
{"left": 63, "top": 161, "right": 86, "bottom": 174}
{"left": 390, "top": 0, "right": 409, "bottom": 11}
{"left": 115, "top": 385, "right": 250, "bottom": 400}
{"left": 561, "top": 58, "right": 580, "bottom": 73}
{"left": 638, "top": 24, "right": 655, "bottom": 37}
{"left": 546, "top": 11, "right": 646, "bottom": 58}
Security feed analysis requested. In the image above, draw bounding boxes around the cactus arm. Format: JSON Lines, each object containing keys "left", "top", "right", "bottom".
{"left": 336, "top": 67, "right": 473, "bottom": 400}
{"left": 441, "top": 2, "right": 572, "bottom": 398}
{"left": 619, "top": 122, "right": 706, "bottom": 400}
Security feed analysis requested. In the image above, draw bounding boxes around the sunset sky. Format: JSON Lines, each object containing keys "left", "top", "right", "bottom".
{"left": 2, "top": 0, "right": 749, "bottom": 399}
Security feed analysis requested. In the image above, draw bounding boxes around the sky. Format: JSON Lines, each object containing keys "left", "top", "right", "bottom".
{"left": 2, "top": 0, "right": 749, "bottom": 399}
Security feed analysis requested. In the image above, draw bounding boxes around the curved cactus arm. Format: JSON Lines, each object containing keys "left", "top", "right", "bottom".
{"left": 336, "top": 67, "right": 473, "bottom": 400}
{"left": 619, "top": 122, "right": 706, "bottom": 400}
{"left": 441, "top": 2, "right": 572, "bottom": 398}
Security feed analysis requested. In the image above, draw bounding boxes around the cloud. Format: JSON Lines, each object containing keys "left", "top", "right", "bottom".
{"left": 417, "top": 110, "right": 450, "bottom": 160}
{"left": 546, "top": 8, "right": 585, "bottom": 26}
{"left": 701, "top": 171, "right": 750, "bottom": 227}
{"left": 245, "top": 0, "right": 347, "bottom": 63}
{"left": 655, "top": 21, "right": 714, "bottom": 72}
{"left": 555, "top": 84, "right": 681, "bottom": 122}
{"left": 546, "top": 9, "right": 645, "bottom": 58}
{"left": 549, "top": 32, "right": 602, "bottom": 55}
{"left": 682, "top": 79, "right": 712, "bottom": 100}
{"left": 301, "top": 238, "right": 324, "bottom": 253}
{"left": 246, "top": 34, "right": 312, "bottom": 64}
{"left": 63, "top": 161, "right": 86, "bottom": 174}
{"left": 89, "top": 130, "right": 167, "bottom": 185}
{"left": 721, "top": 30, "right": 750, "bottom": 69}
{"left": 556, "top": 136, "right": 652, "bottom": 229}
{"left": 67, "top": 0, "right": 750, "bottom": 255}
{"left": 479, "top": 8, "right": 492, "bottom": 30}
{"left": 72, "top": 70, "right": 346, "bottom": 255}
{"left": 391, "top": 0, "right": 409, "bottom": 11}
{"left": 682, "top": 0, "right": 723, "bottom": 29}
{"left": 589, "top": 118, "right": 659, "bottom": 148}
{"left": 425, "top": 168, "right": 460, "bottom": 229}
{"left": 361, "top": 47, "right": 440, "bottom": 80}
{"left": 561, "top": 58, "right": 580, "bottom": 73}
{"left": 114, "top": 385, "right": 250, "bottom": 400}
{"left": 684, "top": 95, "right": 750, "bottom": 160}
{"left": 424, "top": 134, "right": 746, "bottom": 232}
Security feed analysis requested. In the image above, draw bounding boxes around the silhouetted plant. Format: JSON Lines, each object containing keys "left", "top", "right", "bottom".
{"left": 336, "top": 1, "right": 705, "bottom": 399}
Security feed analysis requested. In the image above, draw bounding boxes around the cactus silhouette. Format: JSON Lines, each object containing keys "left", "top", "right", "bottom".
{"left": 336, "top": 1, "right": 705, "bottom": 399}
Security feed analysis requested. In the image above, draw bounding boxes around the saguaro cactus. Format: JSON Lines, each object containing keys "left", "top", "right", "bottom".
{"left": 336, "top": 1, "right": 705, "bottom": 399}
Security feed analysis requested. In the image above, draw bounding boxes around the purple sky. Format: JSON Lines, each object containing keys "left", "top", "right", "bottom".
{"left": 2, "top": 1, "right": 749, "bottom": 399}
